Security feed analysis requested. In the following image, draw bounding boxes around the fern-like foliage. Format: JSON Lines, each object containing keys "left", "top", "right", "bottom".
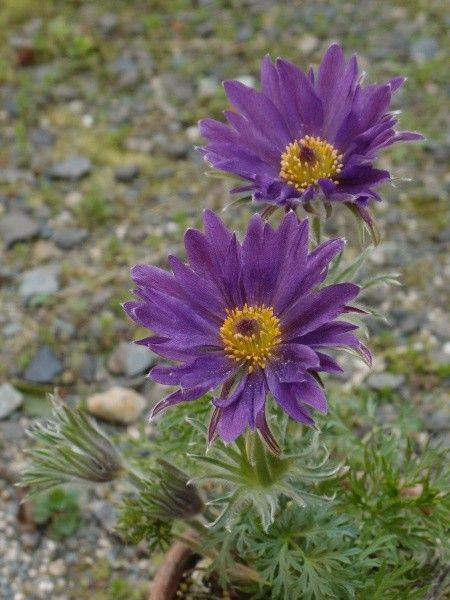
{"left": 117, "top": 495, "right": 173, "bottom": 552}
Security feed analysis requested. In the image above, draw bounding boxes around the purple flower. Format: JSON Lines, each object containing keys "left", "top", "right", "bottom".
{"left": 124, "top": 210, "right": 369, "bottom": 447}
{"left": 199, "top": 45, "right": 423, "bottom": 223}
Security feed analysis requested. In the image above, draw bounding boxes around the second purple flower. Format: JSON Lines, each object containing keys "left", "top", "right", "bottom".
{"left": 199, "top": 44, "right": 422, "bottom": 220}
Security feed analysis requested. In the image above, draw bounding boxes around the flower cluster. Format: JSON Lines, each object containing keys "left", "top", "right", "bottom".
{"left": 125, "top": 44, "right": 420, "bottom": 448}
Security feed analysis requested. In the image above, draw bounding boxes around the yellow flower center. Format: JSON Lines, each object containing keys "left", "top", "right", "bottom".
{"left": 220, "top": 304, "right": 282, "bottom": 372}
{"left": 279, "top": 135, "right": 343, "bottom": 193}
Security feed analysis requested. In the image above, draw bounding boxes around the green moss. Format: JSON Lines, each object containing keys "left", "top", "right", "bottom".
{"left": 91, "top": 558, "right": 111, "bottom": 581}
{"left": 73, "top": 186, "right": 114, "bottom": 230}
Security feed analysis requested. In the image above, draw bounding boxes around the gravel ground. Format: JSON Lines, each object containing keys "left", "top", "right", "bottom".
{"left": 0, "top": 0, "right": 449, "bottom": 598}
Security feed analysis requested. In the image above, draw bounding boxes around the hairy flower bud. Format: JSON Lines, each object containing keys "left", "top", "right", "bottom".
{"left": 21, "top": 395, "right": 125, "bottom": 495}
{"left": 130, "top": 459, "right": 204, "bottom": 521}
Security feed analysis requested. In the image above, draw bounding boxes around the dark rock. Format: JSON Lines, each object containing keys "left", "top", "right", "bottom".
{"left": 0, "top": 267, "right": 13, "bottom": 285}
{"left": 24, "top": 346, "right": 63, "bottom": 383}
{"left": 196, "top": 21, "right": 214, "bottom": 38}
{"left": 115, "top": 164, "right": 140, "bottom": 183}
{"left": 367, "top": 372, "right": 405, "bottom": 391}
{"left": 110, "top": 54, "right": 140, "bottom": 87}
{"left": 10, "top": 36, "right": 35, "bottom": 66}
{"left": 0, "top": 211, "right": 39, "bottom": 248}
{"left": 19, "top": 264, "right": 59, "bottom": 300}
{"left": 79, "top": 353, "right": 98, "bottom": 383}
{"left": 48, "top": 156, "right": 91, "bottom": 181}
{"left": 0, "top": 383, "right": 23, "bottom": 419}
{"left": 30, "top": 128, "right": 56, "bottom": 147}
{"left": 52, "top": 228, "right": 88, "bottom": 249}
{"left": 37, "top": 223, "right": 53, "bottom": 240}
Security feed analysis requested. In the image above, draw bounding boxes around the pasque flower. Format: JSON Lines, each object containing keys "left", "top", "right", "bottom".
{"left": 199, "top": 44, "right": 422, "bottom": 227}
{"left": 124, "top": 210, "right": 370, "bottom": 445}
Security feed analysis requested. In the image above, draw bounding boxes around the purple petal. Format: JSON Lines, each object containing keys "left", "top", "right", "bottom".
{"left": 223, "top": 80, "right": 291, "bottom": 149}
{"left": 283, "top": 283, "right": 360, "bottom": 337}
{"left": 208, "top": 407, "right": 222, "bottom": 443}
{"left": 151, "top": 355, "right": 234, "bottom": 388}
{"left": 255, "top": 409, "right": 280, "bottom": 455}
{"left": 295, "top": 373, "right": 327, "bottom": 413}
{"left": 260, "top": 54, "right": 282, "bottom": 109}
{"left": 316, "top": 351, "right": 344, "bottom": 374}
{"left": 266, "top": 367, "right": 315, "bottom": 425}
{"left": 224, "top": 110, "right": 283, "bottom": 164}
{"left": 276, "top": 58, "right": 323, "bottom": 136}
{"left": 272, "top": 343, "right": 320, "bottom": 382}
{"left": 151, "top": 385, "right": 210, "bottom": 418}
{"left": 274, "top": 237, "right": 345, "bottom": 314}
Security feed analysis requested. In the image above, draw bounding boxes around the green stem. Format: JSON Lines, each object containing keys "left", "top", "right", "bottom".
{"left": 173, "top": 528, "right": 264, "bottom": 584}
{"left": 312, "top": 215, "right": 322, "bottom": 245}
{"left": 253, "top": 433, "right": 273, "bottom": 486}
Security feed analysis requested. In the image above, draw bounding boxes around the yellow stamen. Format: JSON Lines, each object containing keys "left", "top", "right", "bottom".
{"left": 220, "top": 304, "right": 281, "bottom": 370}
{"left": 279, "top": 135, "right": 343, "bottom": 193}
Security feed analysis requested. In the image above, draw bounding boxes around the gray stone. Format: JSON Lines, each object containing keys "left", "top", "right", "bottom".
{"left": 79, "top": 353, "right": 98, "bottom": 383}
{"left": 98, "top": 13, "right": 119, "bottom": 36}
{"left": 161, "top": 139, "right": 190, "bottom": 159}
{"left": 425, "top": 408, "right": 450, "bottom": 432}
{"left": 115, "top": 164, "right": 140, "bottom": 183}
{"left": 90, "top": 500, "right": 117, "bottom": 533}
{"left": 160, "top": 73, "right": 195, "bottom": 103}
{"left": 0, "top": 384, "right": 23, "bottom": 419}
{"left": 0, "top": 211, "right": 39, "bottom": 248}
{"left": 24, "top": 346, "right": 63, "bottom": 383}
{"left": 235, "top": 26, "right": 253, "bottom": 43}
{"left": 51, "top": 84, "right": 78, "bottom": 101}
{"left": 19, "top": 264, "right": 59, "bottom": 300}
{"left": 52, "top": 228, "right": 88, "bottom": 249}
{"left": 30, "top": 128, "right": 55, "bottom": 147}
{"left": 110, "top": 54, "right": 140, "bottom": 87}
{"left": 0, "top": 421, "right": 26, "bottom": 441}
{"left": 196, "top": 20, "right": 214, "bottom": 38}
{"left": 410, "top": 37, "right": 438, "bottom": 62}
{"left": 376, "top": 404, "right": 399, "bottom": 424}
{"left": 48, "top": 156, "right": 91, "bottom": 181}
{"left": 53, "top": 318, "right": 76, "bottom": 341}
{"left": 430, "top": 319, "right": 450, "bottom": 342}
{"left": 3, "top": 322, "right": 22, "bottom": 337}
{"left": 367, "top": 372, "right": 405, "bottom": 391}
{"left": 108, "top": 341, "right": 155, "bottom": 377}
{"left": 198, "top": 76, "right": 218, "bottom": 99}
